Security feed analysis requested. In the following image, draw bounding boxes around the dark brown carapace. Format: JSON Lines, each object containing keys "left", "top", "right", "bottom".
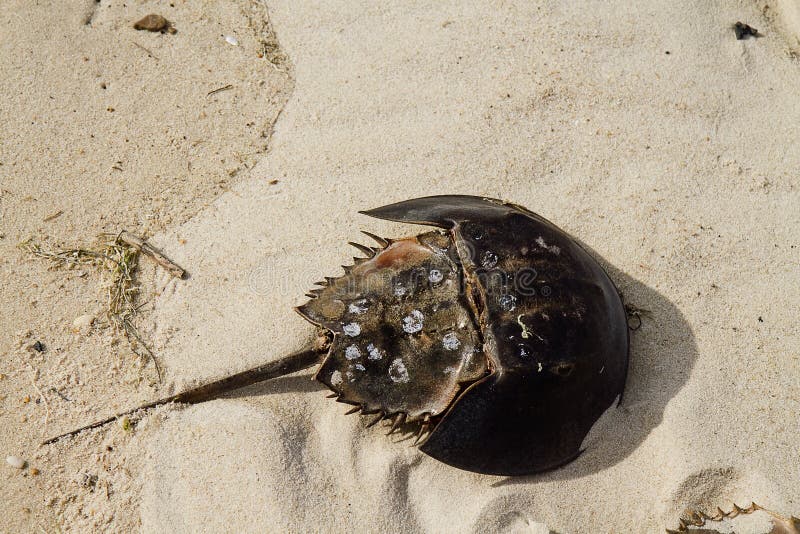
{"left": 45, "top": 196, "right": 629, "bottom": 476}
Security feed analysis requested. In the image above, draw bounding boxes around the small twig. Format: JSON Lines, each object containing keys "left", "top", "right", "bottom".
{"left": 26, "top": 363, "right": 51, "bottom": 430}
{"left": 118, "top": 231, "right": 185, "bottom": 279}
{"left": 132, "top": 41, "right": 159, "bottom": 60}
{"left": 206, "top": 84, "right": 233, "bottom": 97}
{"left": 49, "top": 387, "right": 72, "bottom": 402}
{"left": 43, "top": 210, "right": 64, "bottom": 222}
{"left": 121, "top": 317, "right": 162, "bottom": 383}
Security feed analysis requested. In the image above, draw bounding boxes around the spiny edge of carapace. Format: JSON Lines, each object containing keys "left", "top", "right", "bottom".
{"left": 318, "top": 357, "right": 494, "bottom": 447}
{"left": 326, "top": 395, "right": 437, "bottom": 444}
{"left": 295, "top": 233, "right": 394, "bottom": 302}
{"left": 299, "top": 234, "right": 434, "bottom": 303}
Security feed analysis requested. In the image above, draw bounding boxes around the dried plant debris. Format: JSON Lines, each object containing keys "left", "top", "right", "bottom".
{"left": 667, "top": 503, "right": 800, "bottom": 534}
{"left": 19, "top": 232, "right": 185, "bottom": 382}
{"left": 734, "top": 21, "right": 759, "bottom": 40}
{"left": 133, "top": 14, "right": 176, "bottom": 34}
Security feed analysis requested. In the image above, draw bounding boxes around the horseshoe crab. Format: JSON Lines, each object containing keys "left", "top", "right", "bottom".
{"left": 46, "top": 195, "right": 629, "bottom": 476}
{"left": 667, "top": 503, "right": 800, "bottom": 533}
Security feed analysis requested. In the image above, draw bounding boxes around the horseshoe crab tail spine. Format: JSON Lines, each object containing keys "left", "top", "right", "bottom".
{"left": 42, "top": 338, "right": 330, "bottom": 445}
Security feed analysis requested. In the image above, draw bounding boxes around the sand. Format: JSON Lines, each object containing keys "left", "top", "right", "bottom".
{"left": 2, "top": 0, "right": 799, "bottom": 532}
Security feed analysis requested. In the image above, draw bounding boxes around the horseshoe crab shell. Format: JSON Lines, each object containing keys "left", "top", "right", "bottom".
{"left": 297, "top": 195, "right": 629, "bottom": 475}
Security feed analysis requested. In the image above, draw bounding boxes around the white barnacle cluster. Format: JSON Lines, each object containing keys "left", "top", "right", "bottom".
{"left": 442, "top": 332, "right": 460, "bottom": 351}
{"left": 348, "top": 298, "right": 369, "bottom": 314}
{"left": 330, "top": 370, "right": 343, "bottom": 386}
{"left": 388, "top": 358, "right": 410, "bottom": 383}
{"left": 428, "top": 269, "right": 444, "bottom": 283}
{"left": 481, "top": 250, "right": 498, "bottom": 269}
{"left": 535, "top": 235, "right": 560, "bottom": 255}
{"left": 366, "top": 343, "right": 383, "bottom": 361}
{"left": 346, "top": 362, "right": 367, "bottom": 382}
{"left": 345, "top": 345, "right": 361, "bottom": 360}
{"left": 498, "top": 294, "right": 517, "bottom": 312}
{"left": 402, "top": 309, "right": 424, "bottom": 333}
{"left": 343, "top": 322, "right": 361, "bottom": 337}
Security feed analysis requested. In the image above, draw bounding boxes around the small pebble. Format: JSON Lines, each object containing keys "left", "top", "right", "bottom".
{"left": 30, "top": 468, "right": 40, "bottom": 476}
{"left": 133, "top": 14, "right": 170, "bottom": 32}
{"left": 733, "top": 21, "right": 759, "bottom": 40}
{"left": 6, "top": 456, "right": 26, "bottom": 469}
{"left": 225, "top": 35, "right": 239, "bottom": 46}
{"left": 72, "top": 314, "right": 94, "bottom": 334}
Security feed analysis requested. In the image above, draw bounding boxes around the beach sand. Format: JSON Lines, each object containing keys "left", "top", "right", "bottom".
{"left": 1, "top": 0, "right": 798, "bottom": 532}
